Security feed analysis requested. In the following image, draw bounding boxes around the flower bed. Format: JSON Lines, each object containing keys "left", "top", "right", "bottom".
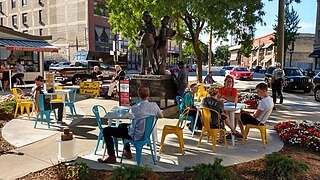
{"left": 238, "top": 92, "right": 261, "bottom": 109}
{"left": 275, "top": 120, "right": 320, "bottom": 152}
{"left": 0, "top": 93, "right": 32, "bottom": 120}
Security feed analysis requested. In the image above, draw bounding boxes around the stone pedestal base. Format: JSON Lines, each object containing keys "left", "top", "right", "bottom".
{"left": 130, "top": 75, "right": 177, "bottom": 108}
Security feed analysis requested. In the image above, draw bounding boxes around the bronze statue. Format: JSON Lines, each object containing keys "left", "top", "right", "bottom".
{"left": 138, "top": 11, "right": 158, "bottom": 75}
{"left": 155, "top": 16, "right": 176, "bottom": 75}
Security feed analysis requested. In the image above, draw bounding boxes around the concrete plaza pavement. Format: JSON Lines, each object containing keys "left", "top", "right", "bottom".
{"left": 0, "top": 74, "right": 292, "bottom": 179}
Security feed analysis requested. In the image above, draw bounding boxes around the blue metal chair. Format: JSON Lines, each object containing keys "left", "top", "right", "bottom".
{"left": 34, "top": 94, "right": 57, "bottom": 129}
{"left": 92, "top": 105, "right": 119, "bottom": 157}
{"left": 120, "top": 115, "right": 157, "bottom": 166}
{"left": 176, "top": 96, "right": 196, "bottom": 131}
{"left": 65, "top": 89, "right": 77, "bottom": 118}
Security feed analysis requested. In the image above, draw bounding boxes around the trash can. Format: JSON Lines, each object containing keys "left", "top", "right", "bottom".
{"left": 57, "top": 138, "right": 77, "bottom": 162}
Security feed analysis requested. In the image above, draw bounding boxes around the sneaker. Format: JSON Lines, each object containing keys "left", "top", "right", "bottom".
{"left": 98, "top": 156, "right": 116, "bottom": 164}
{"left": 124, "top": 151, "right": 132, "bottom": 159}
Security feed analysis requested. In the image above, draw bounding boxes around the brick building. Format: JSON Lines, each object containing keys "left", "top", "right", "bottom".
{"left": 229, "top": 33, "right": 314, "bottom": 69}
{"left": 309, "top": 0, "right": 320, "bottom": 73}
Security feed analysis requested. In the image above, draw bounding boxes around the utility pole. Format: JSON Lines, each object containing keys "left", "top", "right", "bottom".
{"left": 208, "top": 27, "right": 212, "bottom": 75}
{"left": 277, "top": 0, "right": 285, "bottom": 66}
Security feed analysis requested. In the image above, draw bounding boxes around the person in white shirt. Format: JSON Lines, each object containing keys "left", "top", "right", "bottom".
{"left": 238, "top": 83, "right": 274, "bottom": 131}
{"left": 98, "top": 87, "right": 163, "bottom": 164}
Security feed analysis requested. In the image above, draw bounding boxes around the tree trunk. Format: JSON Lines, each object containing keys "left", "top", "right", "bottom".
{"left": 193, "top": 40, "right": 203, "bottom": 83}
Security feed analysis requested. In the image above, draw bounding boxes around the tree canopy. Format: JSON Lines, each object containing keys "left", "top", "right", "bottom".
{"left": 102, "top": 0, "right": 265, "bottom": 82}
{"left": 213, "top": 45, "right": 231, "bottom": 66}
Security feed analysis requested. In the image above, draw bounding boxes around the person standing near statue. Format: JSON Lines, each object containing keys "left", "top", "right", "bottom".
{"left": 138, "top": 11, "right": 158, "bottom": 75}
{"left": 175, "top": 61, "right": 188, "bottom": 96}
{"left": 271, "top": 62, "right": 285, "bottom": 108}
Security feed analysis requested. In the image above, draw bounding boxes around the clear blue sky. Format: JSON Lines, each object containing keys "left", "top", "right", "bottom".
{"left": 201, "top": 0, "right": 317, "bottom": 50}
{"left": 255, "top": 0, "right": 317, "bottom": 38}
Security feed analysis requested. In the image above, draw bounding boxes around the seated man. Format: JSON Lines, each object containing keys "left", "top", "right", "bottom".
{"left": 12, "top": 60, "right": 24, "bottom": 85}
{"left": 91, "top": 66, "right": 102, "bottom": 81}
{"left": 237, "top": 83, "right": 274, "bottom": 131}
{"left": 201, "top": 87, "right": 242, "bottom": 139}
{"left": 204, "top": 71, "right": 215, "bottom": 84}
{"left": 107, "top": 65, "right": 125, "bottom": 97}
{"left": 98, "top": 87, "right": 163, "bottom": 164}
{"left": 34, "top": 75, "right": 64, "bottom": 124}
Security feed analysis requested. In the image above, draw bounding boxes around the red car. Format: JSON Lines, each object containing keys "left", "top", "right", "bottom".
{"left": 230, "top": 67, "right": 253, "bottom": 80}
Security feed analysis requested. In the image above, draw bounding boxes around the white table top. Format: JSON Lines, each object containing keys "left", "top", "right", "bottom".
{"left": 63, "top": 86, "right": 80, "bottom": 89}
{"left": 224, "top": 102, "right": 246, "bottom": 111}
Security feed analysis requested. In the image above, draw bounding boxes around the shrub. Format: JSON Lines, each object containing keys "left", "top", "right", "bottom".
{"left": 111, "top": 165, "right": 158, "bottom": 180}
{"left": 265, "top": 152, "right": 309, "bottom": 180}
{"left": 185, "top": 158, "right": 238, "bottom": 180}
{"left": 56, "top": 162, "right": 92, "bottom": 180}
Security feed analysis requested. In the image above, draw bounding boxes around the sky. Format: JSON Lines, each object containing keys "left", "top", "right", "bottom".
{"left": 201, "top": 0, "right": 317, "bottom": 51}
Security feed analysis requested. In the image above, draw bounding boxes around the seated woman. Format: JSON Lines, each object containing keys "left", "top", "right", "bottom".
{"left": 180, "top": 83, "right": 202, "bottom": 130}
{"left": 218, "top": 75, "right": 243, "bottom": 135}
{"left": 201, "top": 87, "right": 242, "bottom": 140}
{"left": 34, "top": 75, "right": 64, "bottom": 124}
{"left": 107, "top": 65, "right": 125, "bottom": 97}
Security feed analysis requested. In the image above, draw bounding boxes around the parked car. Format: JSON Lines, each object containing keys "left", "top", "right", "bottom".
{"left": 44, "top": 59, "right": 58, "bottom": 71}
{"left": 259, "top": 67, "right": 267, "bottom": 74}
{"left": 251, "top": 66, "right": 262, "bottom": 73}
{"left": 186, "top": 65, "right": 193, "bottom": 72}
{"left": 230, "top": 67, "right": 253, "bottom": 80}
{"left": 50, "top": 62, "right": 71, "bottom": 67}
{"left": 265, "top": 66, "right": 313, "bottom": 93}
{"left": 221, "top": 66, "right": 235, "bottom": 76}
{"left": 299, "top": 68, "right": 315, "bottom": 77}
{"left": 166, "top": 65, "right": 180, "bottom": 72}
{"left": 313, "top": 72, "right": 320, "bottom": 102}
{"left": 191, "top": 64, "right": 197, "bottom": 72}
{"left": 49, "top": 60, "right": 114, "bottom": 84}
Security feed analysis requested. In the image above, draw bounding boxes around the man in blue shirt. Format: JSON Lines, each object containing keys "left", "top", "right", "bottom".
{"left": 98, "top": 87, "right": 163, "bottom": 164}
{"left": 175, "top": 61, "right": 188, "bottom": 96}
{"left": 204, "top": 71, "right": 215, "bottom": 84}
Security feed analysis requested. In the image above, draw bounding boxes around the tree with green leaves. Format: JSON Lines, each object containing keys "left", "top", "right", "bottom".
{"left": 101, "top": 0, "right": 265, "bottom": 82}
{"left": 213, "top": 45, "right": 231, "bottom": 66}
{"left": 272, "top": 1, "right": 301, "bottom": 66}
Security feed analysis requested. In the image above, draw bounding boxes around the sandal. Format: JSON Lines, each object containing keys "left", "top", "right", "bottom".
{"left": 232, "top": 131, "right": 243, "bottom": 138}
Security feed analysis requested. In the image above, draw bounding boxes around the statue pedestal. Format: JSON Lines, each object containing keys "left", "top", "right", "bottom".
{"left": 130, "top": 75, "right": 176, "bottom": 108}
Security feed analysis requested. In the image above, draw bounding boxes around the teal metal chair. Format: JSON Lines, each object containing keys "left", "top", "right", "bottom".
{"left": 92, "top": 105, "right": 119, "bottom": 157}
{"left": 34, "top": 94, "right": 57, "bottom": 129}
{"left": 120, "top": 115, "right": 157, "bottom": 166}
{"left": 65, "top": 89, "right": 77, "bottom": 118}
{"left": 176, "top": 96, "right": 196, "bottom": 131}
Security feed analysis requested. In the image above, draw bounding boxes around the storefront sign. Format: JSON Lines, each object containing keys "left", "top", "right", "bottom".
{"left": 119, "top": 80, "right": 130, "bottom": 106}
{"left": 6, "top": 46, "right": 58, "bottom": 52}
{"left": 79, "top": 82, "right": 100, "bottom": 96}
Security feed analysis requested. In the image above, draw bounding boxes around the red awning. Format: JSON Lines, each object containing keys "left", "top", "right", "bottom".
{"left": 0, "top": 39, "right": 58, "bottom": 52}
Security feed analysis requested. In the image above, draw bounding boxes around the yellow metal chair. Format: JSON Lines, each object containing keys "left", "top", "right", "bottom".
{"left": 159, "top": 107, "right": 190, "bottom": 155}
{"left": 241, "top": 107, "right": 273, "bottom": 148}
{"left": 12, "top": 88, "right": 33, "bottom": 118}
{"left": 50, "top": 86, "right": 63, "bottom": 103}
{"left": 197, "top": 108, "right": 227, "bottom": 153}
{"left": 196, "top": 83, "right": 208, "bottom": 102}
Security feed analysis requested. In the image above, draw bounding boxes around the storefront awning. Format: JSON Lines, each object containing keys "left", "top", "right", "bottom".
{"left": 262, "top": 43, "right": 273, "bottom": 49}
{"left": 309, "top": 50, "right": 320, "bottom": 58}
{"left": 261, "top": 58, "right": 271, "bottom": 63}
{"left": 0, "top": 39, "right": 58, "bottom": 52}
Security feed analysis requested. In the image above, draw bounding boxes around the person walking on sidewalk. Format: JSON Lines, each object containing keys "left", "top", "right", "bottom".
{"left": 271, "top": 62, "right": 285, "bottom": 106}
{"left": 98, "top": 87, "right": 163, "bottom": 164}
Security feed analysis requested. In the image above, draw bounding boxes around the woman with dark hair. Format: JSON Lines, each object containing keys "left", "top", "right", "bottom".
{"left": 34, "top": 75, "right": 64, "bottom": 123}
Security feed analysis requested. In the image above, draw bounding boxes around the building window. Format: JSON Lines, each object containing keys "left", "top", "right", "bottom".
{"left": 38, "top": 0, "right": 44, "bottom": 5}
{"left": 22, "top": 13, "right": 27, "bottom": 25}
{"left": 22, "top": 0, "right": 27, "bottom": 6}
{"left": 0, "top": 18, "right": 3, "bottom": 26}
{"left": 11, "top": 0, "right": 16, "bottom": 9}
{"left": 12, "top": 15, "right": 17, "bottom": 27}
{"left": 39, "top": 10, "right": 42, "bottom": 23}
{"left": 22, "top": 30, "right": 28, "bottom": 34}
{"left": 0, "top": 2, "right": 3, "bottom": 12}
{"left": 94, "top": 2, "right": 109, "bottom": 17}
{"left": 39, "top": 28, "right": 43, "bottom": 36}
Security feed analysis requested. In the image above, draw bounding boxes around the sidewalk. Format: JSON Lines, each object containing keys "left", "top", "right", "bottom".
{"left": 0, "top": 94, "right": 284, "bottom": 180}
